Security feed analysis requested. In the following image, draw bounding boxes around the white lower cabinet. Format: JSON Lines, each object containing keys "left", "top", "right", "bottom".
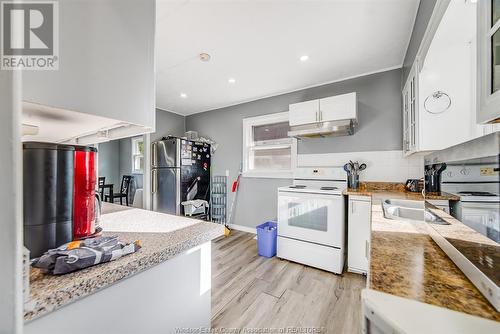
{"left": 347, "top": 195, "right": 372, "bottom": 275}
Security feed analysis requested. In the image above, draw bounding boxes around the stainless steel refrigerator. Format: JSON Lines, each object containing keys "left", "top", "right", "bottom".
{"left": 151, "top": 137, "right": 211, "bottom": 216}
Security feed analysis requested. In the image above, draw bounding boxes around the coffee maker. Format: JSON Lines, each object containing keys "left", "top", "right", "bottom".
{"left": 73, "top": 146, "right": 101, "bottom": 240}
{"left": 23, "top": 142, "right": 101, "bottom": 258}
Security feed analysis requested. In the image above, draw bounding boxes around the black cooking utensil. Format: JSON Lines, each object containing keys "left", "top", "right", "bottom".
{"left": 343, "top": 163, "right": 352, "bottom": 174}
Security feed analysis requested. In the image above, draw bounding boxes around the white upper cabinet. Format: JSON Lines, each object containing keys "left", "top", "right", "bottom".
{"left": 402, "top": 1, "right": 499, "bottom": 156}
{"left": 22, "top": 0, "right": 155, "bottom": 144}
{"left": 289, "top": 99, "right": 320, "bottom": 126}
{"left": 319, "top": 92, "right": 357, "bottom": 122}
{"left": 289, "top": 92, "right": 357, "bottom": 127}
{"left": 477, "top": 0, "right": 500, "bottom": 123}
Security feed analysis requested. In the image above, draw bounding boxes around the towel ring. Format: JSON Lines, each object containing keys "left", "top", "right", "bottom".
{"left": 424, "top": 91, "right": 451, "bottom": 114}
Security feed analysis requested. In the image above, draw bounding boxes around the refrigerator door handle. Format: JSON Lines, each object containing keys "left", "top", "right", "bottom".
{"left": 151, "top": 142, "right": 158, "bottom": 167}
{"left": 151, "top": 169, "right": 158, "bottom": 194}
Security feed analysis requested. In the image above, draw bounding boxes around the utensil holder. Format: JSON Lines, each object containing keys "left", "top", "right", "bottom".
{"left": 425, "top": 174, "right": 441, "bottom": 192}
{"left": 348, "top": 174, "right": 359, "bottom": 190}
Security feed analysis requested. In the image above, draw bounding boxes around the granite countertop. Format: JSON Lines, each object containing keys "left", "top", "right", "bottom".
{"left": 368, "top": 201, "right": 500, "bottom": 322}
{"left": 25, "top": 203, "right": 224, "bottom": 322}
{"left": 342, "top": 182, "right": 459, "bottom": 201}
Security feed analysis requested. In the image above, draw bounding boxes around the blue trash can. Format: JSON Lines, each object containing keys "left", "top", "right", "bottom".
{"left": 256, "top": 221, "right": 277, "bottom": 258}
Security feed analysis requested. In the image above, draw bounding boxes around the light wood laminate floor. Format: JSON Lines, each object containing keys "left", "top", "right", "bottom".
{"left": 211, "top": 230, "right": 366, "bottom": 333}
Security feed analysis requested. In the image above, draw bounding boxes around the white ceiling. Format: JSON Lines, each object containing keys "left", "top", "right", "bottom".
{"left": 156, "top": 0, "right": 420, "bottom": 115}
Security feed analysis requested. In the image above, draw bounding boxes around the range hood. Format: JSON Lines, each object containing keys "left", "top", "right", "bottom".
{"left": 288, "top": 119, "right": 356, "bottom": 138}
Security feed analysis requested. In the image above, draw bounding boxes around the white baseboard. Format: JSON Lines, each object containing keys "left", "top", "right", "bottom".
{"left": 228, "top": 224, "right": 256, "bottom": 234}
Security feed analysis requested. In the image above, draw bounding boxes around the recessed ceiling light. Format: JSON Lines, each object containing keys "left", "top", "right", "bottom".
{"left": 180, "top": 93, "right": 187, "bottom": 98}
{"left": 199, "top": 53, "right": 211, "bottom": 62}
{"left": 228, "top": 78, "right": 236, "bottom": 84}
{"left": 300, "top": 55, "right": 309, "bottom": 62}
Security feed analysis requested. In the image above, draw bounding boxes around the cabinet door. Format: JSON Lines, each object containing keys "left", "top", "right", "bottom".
{"left": 409, "top": 74, "right": 417, "bottom": 152}
{"left": 289, "top": 100, "right": 319, "bottom": 126}
{"left": 348, "top": 198, "right": 371, "bottom": 274}
{"left": 402, "top": 87, "right": 410, "bottom": 153}
{"left": 319, "top": 92, "right": 357, "bottom": 122}
{"left": 402, "top": 61, "right": 419, "bottom": 155}
{"left": 477, "top": 0, "right": 500, "bottom": 123}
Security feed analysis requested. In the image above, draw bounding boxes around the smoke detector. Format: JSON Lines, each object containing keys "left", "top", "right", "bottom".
{"left": 199, "top": 53, "right": 211, "bottom": 62}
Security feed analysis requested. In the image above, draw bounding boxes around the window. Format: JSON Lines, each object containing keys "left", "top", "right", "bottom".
{"left": 131, "top": 136, "right": 144, "bottom": 174}
{"left": 242, "top": 112, "right": 297, "bottom": 178}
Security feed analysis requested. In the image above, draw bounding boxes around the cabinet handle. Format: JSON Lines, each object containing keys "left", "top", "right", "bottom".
{"left": 351, "top": 202, "right": 355, "bottom": 214}
{"left": 319, "top": 110, "right": 322, "bottom": 121}
{"left": 365, "top": 240, "right": 369, "bottom": 259}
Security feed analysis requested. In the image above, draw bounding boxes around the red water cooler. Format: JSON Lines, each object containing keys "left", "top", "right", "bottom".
{"left": 73, "top": 146, "right": 98, "bottom": 239}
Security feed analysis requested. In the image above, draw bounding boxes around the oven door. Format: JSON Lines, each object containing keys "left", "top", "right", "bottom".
{"left": 278, "top": 191, "right": 344, "bottom": 248}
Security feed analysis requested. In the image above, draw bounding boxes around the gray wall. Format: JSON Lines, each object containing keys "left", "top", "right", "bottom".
{"left": 151, "top": 108, "right": 186, "bottom": 142}
{"left": 402, "top": 0, "right": 437, "bottom": 84}
{"left": 185, "top": 68, "right": 402, "bottom": 228}
{"left": 98, "top": 140, "right": 121, "bottom": 187}
{"left": 98, "top": 137, "right": 142, "bottom": 203}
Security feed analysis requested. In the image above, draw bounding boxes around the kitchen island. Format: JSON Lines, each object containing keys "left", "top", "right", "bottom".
{"left": 369, "top": 201, "right": 499, "bottom": 321}
{"left": 344, "top": 184, "right": 498, "bottom": 331}
{"left": 24, "top": 203, "right": 224, "bottom": 333}
{"left": 348, "top": 187, "right": 500, "bottom": 332}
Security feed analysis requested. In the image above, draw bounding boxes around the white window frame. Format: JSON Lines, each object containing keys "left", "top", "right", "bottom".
{"left": 242, "top": 111, "right": 297, "bottom": 179}
{"left": 131, "top": 136, "right": 144, "bottom": 174}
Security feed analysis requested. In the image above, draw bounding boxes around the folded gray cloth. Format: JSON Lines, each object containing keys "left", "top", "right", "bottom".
{"left": 31, "top": 236, "right": 141, "bottom": 275}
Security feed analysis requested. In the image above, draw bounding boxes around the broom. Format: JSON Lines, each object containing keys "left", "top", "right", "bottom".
{"left": 225, "top": 165, "right": 242, "bottom": 237}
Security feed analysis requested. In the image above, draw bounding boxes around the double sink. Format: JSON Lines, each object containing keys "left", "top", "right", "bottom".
{"left": 382, "top": 199, "right": 450, "bottom": 225}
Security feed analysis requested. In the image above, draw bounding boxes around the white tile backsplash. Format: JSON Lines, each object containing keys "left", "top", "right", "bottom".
{"left": 298, "top": 150, "right": 424, "bottom": 182}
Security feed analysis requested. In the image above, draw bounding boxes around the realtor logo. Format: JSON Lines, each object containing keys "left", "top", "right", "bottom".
{"left": 1, "top": 1, "right": 58, "bottom": 70}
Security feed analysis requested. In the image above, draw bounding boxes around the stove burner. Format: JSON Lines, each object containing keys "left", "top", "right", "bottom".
{"left": 458, "top": 191, "right": 497, "bottom": 196}
{"left": 289, "top": 185, "right": 306, "bottom": 189}
{"left": 320, "top": 186, "right": 338, "bottom": 190}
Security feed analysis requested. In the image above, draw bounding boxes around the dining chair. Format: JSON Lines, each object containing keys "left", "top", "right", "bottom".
{"left": 105, "top": 175, "right": 132, "bottom": 206}
{"left": 98, "top": 176, "right": 106, "bottom": 199}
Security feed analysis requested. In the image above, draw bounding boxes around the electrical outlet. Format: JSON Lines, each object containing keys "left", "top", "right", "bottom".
{"left": 480, "top": 167, "right": 497, "bottom": 176}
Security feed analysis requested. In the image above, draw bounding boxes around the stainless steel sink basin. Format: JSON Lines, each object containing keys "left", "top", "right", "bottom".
{"left": 382, "top": 199, "right": 450, "bottom": 225}
{"left": 384, "top": 199, "right": 424, "bottom": 209}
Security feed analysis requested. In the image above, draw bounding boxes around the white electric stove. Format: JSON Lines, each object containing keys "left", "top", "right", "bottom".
{"left": 277, "top": 167, "right": 347, "bottom": 274}
{"left": 440, "top": 164, "right": 499, "bottom": 243}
